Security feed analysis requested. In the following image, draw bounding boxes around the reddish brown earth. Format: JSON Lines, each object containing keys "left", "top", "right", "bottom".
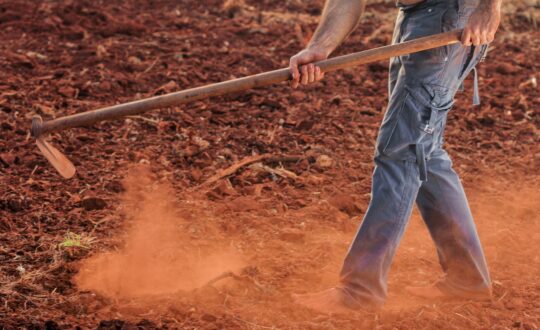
{"left": 0, "top": 0, "right": 539, "bottom": 329}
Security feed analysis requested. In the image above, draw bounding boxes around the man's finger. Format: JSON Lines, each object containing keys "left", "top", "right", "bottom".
{"left": 289, "top": 58, "right": 299, "bottom": 89}
{"left": 479, "top": 31, "right": 488, "bottom": 45}
{"left": 289, "top": 58, "right": 300, "bottom": 83}
{"left": 472, "top": 33, "right": 481, "bottom": 46}
{"left": 461, "top": 28, "right": 472, "bottom": 46}
{"left": 308, "top": 64, "right": 315, "bottom": 83}
{"left": 315, "top": 66, "right": 324, "bottom": 81}
{"left": 301, "top": 65, "right": 309, "bottom": 85}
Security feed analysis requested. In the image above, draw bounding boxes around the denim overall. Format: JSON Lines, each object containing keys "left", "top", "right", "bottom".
{"left": 338, "top": 0, "right": 492, "bottom": 308}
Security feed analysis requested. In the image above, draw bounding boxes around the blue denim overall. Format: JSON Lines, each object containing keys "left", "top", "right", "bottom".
{"left": 338, "top": 0, "right": 492, "bottom": 308}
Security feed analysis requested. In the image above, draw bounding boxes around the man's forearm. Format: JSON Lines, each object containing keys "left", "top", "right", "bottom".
{"left": 477, "top": 0, "right": 502, "bottom": 12}
{"left": 308, "top": 0, "right": 367, "bottom": 56}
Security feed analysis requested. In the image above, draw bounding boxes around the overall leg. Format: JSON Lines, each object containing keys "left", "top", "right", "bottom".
{"left": 412, "top": 0, "right": 492, "bottom": 299}
{"left": 416, "top": 150, "right": 492, "bottom": 298}
{"left": 339, "top": 157, "right": 421, "bottom": 307}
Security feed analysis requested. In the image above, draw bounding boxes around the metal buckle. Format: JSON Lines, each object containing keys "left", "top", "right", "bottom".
{"left": 421, "top": 124, "right": 434, "bottom": 134}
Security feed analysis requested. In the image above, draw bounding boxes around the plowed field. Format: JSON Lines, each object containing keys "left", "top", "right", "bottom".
{"left": 1, "top": 0, "right": 539, "bottom": 328}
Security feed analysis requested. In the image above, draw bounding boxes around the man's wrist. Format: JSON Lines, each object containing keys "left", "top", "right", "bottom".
{"left": 306, "top": 42, "right": 333, "bottom": 57}
{"left": 478, "top": 0, "right": 502, "bottom": 13}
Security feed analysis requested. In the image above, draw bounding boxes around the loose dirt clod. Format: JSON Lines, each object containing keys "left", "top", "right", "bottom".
{"left": 328, "top": 193, "right": 361, "bottom": 216}
{"left": 223, "top": 0, "right": 246, "bottom": 18}
{"left": 80, "top": 197, "right": 107, "bottom": 211}
{"left": 315, "top": 154, "right": 333, "bottom": 169}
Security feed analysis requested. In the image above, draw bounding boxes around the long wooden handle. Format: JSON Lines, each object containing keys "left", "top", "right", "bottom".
{"left": 32, "top": 30, "right": 462, "bottom": 137}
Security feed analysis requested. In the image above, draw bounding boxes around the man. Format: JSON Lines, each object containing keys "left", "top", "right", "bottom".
{"left": 289, "top": 0, "right": 501, "bottom": 313}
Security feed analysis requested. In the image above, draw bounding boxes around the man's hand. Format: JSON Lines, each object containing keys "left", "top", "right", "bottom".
{"left": 289, "top": 47, "right": 328, "bottom": 89}
{"left": 461, "top": 0, "right": 501, "bottom": 46}
{"left": 288, "top": 0, "right": 366, "bottom": 89}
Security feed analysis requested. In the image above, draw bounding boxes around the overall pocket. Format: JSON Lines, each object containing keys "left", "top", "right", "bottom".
{"left": 382, "top": 84, "right": 454, "bottom": 160}
{"left": 459, "top": 44, "right": 489, "bottom": 80}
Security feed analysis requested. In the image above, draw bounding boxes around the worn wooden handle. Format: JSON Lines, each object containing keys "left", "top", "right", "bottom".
{"left": 32, "top": 29, "right": 462, "bottom": 137}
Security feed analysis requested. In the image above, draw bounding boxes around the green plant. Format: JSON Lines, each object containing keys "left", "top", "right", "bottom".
{"left": 58, "top": 232, "right": 95, "bottom": 249}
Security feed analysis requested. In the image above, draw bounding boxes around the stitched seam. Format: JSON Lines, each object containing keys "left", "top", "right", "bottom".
{"left": 382, "top": 92, "right": 410, "bottom": 155}
{"left": 386, "top": 160, "right": 415, "bottom": 243}
{"left": 436, "top": 7, "right": 452, "bottom": 81}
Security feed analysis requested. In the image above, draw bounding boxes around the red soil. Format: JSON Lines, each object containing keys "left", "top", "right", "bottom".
{"left": 0, "top": 0, "right": 538, "bottom": 328}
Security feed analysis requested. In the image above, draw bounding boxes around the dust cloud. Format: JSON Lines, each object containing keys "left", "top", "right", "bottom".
{"left": 74, "top": 166, "right": 244, "bottom": 299}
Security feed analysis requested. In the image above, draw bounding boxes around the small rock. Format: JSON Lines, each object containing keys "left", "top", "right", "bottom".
{"left": 136, "top": 319, "right": 156, "bottom": 328}
{"left": 80, "top": 197, "right": 107, "bottom": 211}
{"left": 44, "top": 320, "right": 60, "bottom": 330}
{"left": 495, "top": 63, "right": 519, "bottom": 75}
{"left": 127, "top": 56, "right": 142, "bottom": 65}
{"left": 1, "top": 198, "right": 25, "bottom": 213}
{"left": 154, "top": 80, "right": 178, "bottom": 95}
{"left": 210, "top": 180, "right": 237, "bottom": 197}
{"left": 290, "top": 91, "right": 306, "bottom": 102}
{"left": 315, "top": 155, "right": 333, "bottom": 169}
{"left": 98, "top": 81, "right": 112, "bottom": 91}
{"left": 511, "top": 110, "right": 525, "bottom": 121}
{"left": 227, "top": 196, "right": 260, "bottom": 212}
{"left": 328, "top": 193, "right": 362, "bottom": 216}
{"left": 96, "top": 44, "right": 108, "bottom": 58}
{"left": 193, "top": 136, "right": 210, "bottom": 150}
{"left": 190, "top": 168, "right": 202, "bottom": 181}
{"left": 26, "top": 51, "right": 47, "bottom": 60}
{"left": 505, "top": 297, "right": 524, "bottom": 310}
{"left": 0, "top": 152, "right": 16, "bottom": 167}
{"left": 222, "top": 0, "right": 245, "bottom": 18}
{"left": 259, "top": 98, "right": 281, "bottom": 110}
{"left": 16, "top": 265, "right": 25, "bottom": 275}
{"left": 97, "top": 319, "right": 125, "bottom": 330}
{"left": 523, "top": 323, "right": 536, "bottom": 330}
{"left": 105, "top": 181, "right": 124, "bottom": 193}
{"left": 1, "top": 122, "right": 13, "bottom": 130}
{"left": 330, "top": 95, "right": 342, "bottom": 105}
{"left": 69, "top": 194, "right": 81, "bottom": 204}
{"left": 490, "top": 300, "right": 505, "bottom": 310}
{"left": 58, "top": 86, "right": 76, "bottom": 98}
{"left": 476, "top": 115, "right": 495, "bottom": 126}
{"left": 296, "top": 119, "right": 314, "bottom": 130}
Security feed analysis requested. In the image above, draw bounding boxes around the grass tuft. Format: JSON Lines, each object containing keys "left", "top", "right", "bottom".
{"left": 58, "top": 232, "right": 95, "bottom": 249}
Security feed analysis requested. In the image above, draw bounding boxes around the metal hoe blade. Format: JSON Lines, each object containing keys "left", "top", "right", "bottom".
{"left": 36, "top": 138, "right": 76, "bottom": 179}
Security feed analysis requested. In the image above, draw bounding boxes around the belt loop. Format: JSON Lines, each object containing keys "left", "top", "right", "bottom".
{"left": 472, "top": 67, "right": 480, "bottom": 106}
{"left": 416, "top": 144, "right": 428, "bottom": 182}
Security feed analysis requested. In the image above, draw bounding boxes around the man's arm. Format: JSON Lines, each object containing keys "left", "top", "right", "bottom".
{"left": 462, "top": 0, "right": 502, "bottom": 46}
{"left": 289, "top": 0, "right": 366, "bottom": 88}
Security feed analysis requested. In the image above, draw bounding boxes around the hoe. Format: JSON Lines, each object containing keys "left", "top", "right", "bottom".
{"left": 31, "top": 30, "right": 463, "bottom": 178}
